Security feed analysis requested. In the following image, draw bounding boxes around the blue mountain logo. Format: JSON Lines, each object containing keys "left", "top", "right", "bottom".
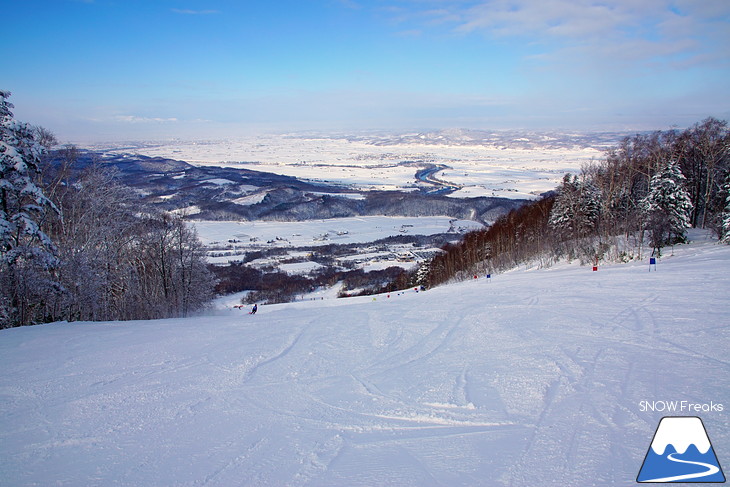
{"left": 637, "top": 416, "right": 726, "bottom": 483}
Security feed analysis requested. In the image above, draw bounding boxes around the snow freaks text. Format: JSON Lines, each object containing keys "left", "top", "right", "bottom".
{"left": 639, "top": 400, "right": 724, "bottom": 413}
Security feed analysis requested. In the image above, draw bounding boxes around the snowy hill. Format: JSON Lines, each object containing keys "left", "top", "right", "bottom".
{"left": 2, "top": 233, "right": 729, "bottom": 486}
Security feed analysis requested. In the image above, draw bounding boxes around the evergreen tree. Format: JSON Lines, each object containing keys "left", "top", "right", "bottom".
{"left": 548, "top": 174, "right": 578, "bottom": 233}
{"left": 642, "top": 160, "right": 693, "bottom": 249}
{"left": 576, "top": 179, "right": 601, "bottom": 234}
{"left": 0, "top": 91, "right": 60, "bottom": 327}
{"left": 414, "top": 260, "right": 431, "bottom": 288}
{"left": 548, "top": 173, "right": 601, "bottom": 238}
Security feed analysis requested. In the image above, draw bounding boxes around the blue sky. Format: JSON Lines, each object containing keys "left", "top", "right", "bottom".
{"left": 2, "top": 0, "right": 729, "bottom": 141}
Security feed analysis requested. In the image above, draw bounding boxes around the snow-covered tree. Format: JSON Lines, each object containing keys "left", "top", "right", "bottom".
{"left": 413, "top": 260, "right": 431, "bottom": 288}
{"left": 0, "top": 91, "right": 57, "bottom": 256}
{"left": 721, "top": 175, "right": 730, "bottom": 244}
{"left": 40, "top": 158, "right": 217, "bottom": 322}
{"left": 45, "top": 164, "right": 142, "bottom": 322}
{"left": 0, "top": 91, "right": 59, "bottom": 327}
{"left": 548, "top": 173, "right": 601, "bottom": 238}
{"left": 642, "top": 160, "right": 693, "bottom": 249}
{"left": 576, "top": 179, "right": 601, "bottom": 233}
{"left": 548, "top": 174, "right": 576, "bottom": 232}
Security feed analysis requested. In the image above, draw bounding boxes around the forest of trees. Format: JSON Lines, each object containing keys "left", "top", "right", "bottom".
{"left": 421, "top": 117, "right": 730, "bottom": 288}
{"left": 1, "top": 91, "right": 215, "bottom": 328}
{"left": 214, "top": 261, "right": 409, "bottom": 304}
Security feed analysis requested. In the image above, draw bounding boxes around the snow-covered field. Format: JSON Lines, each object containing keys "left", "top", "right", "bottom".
{"left": 98, "top": 135, "right": 603, "bottom": 199}
{"left": 195, "top": 216, "right": 482, "bottom": 267}
{"left": 195, "top": 216, "right": 481, "bottom": 248}
{"left": 2, "top": 233, "right": 728, "bottom": 486}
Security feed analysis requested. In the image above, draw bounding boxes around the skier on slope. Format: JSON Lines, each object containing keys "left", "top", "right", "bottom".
{"left": 250, "top": 304, "right": 258, "bottom": 315}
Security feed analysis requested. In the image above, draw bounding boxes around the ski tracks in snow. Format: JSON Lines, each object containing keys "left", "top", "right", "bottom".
{"left": 507, "top": 341, "right": 642, "bottom": 486}
{"left": 226, "top": 306, "right": 527, "bottom": 485}
{"left": 240, "top": 322, "right": 310, "bottom": 384}
{"left": 2, "top": 239, "right": 728, "bottom": 486}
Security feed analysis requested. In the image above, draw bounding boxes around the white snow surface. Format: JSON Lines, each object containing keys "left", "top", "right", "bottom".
{"left": 2, "top": 235, "right": 729, "bottom": 486}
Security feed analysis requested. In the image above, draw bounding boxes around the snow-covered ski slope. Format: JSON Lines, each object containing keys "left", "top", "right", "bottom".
{"left": 2, "top": 234, "right": 728, "bottom": 486}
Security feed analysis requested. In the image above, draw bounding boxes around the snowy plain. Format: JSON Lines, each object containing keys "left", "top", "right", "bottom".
{"left": 194, "top": 216, "right": 482, "bottom": 270}
{"left": 1, "top": 231, "right": 728, "bottom": 486}
{"left": 194, "top": 216, "right": 484, "bottom": 249}
{"left": 96, "top": 134, "right": 603, "bottom": 199}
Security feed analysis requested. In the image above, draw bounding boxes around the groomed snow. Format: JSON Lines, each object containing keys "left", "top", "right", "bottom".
{"left": 1, "top": 233, "right": 728, "bottom": 486}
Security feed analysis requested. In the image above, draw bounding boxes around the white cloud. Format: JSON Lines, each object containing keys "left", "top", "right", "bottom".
{"left": 394, "top": 0, "right": 729, "bottom": 69}
{"left": 114, "top": 115, "right": 179, "bottom": 124}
